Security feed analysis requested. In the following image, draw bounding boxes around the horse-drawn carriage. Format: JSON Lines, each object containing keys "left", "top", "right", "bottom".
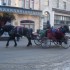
{"left": 34, "top": 25, "right": 70, "bottom": 48}
{"left": 0, "top": 22, "right": 70, "bottom": 48}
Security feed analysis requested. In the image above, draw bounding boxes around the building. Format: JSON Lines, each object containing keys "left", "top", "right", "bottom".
{"left": 40, "top": 0, "right": 70, "bottom": 29}
{"left": 0, "top": 0, "right": 42, "bottom": 32}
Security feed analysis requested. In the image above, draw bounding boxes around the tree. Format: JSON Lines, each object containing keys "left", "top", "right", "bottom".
{"left": 3, "top": 13, "right": 15, "bottom": 22}
{"left": 0, "top": 13, "right": 15, "bottom": 26}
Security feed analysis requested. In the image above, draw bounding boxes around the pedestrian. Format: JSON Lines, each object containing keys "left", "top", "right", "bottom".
{"left": 46, "top": 20, "right": 51, "bottom": 29}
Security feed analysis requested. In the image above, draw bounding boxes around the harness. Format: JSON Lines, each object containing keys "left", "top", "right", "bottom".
{"left": 17, "top": 27, "right": 25, "bottom": 36}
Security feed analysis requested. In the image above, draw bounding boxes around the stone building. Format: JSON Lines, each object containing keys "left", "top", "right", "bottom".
{"left": 0, "top": 0, "right": 42, "bottom": 32}
{"left": 40, "top": 0, "right": 70, "bottom": 29}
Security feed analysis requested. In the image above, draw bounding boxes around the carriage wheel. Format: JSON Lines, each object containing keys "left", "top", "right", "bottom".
{"left": 61, "top": 37, "right": 70, "bottom": 49}
{"left": 53, "top": 40, "right": 60, "bottom": 46}
{"left": 34, "top": 35, "right": 41, "bottom": 46}
{"left": 41, "top": 37, "right": 51, "bottom": 48}
{"left": 53, "top": 41, "right": 58, "bottom": 45}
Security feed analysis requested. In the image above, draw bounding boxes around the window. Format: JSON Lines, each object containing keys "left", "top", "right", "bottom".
{"left": 54, "top": 15, "right": 62, "bottom": 24}
{"left": 22, "top": 0, "right": 25, "bottom": 8}
{"left": 44, "top": 0, "right": 49, "bottom": 6}
{"left": 63, "top": 1, "right": 66, "bottom": 10}
{"left": 25, "top": 0, "right": 30, "bottom": 9}
{"left": 2, "top": 0, "right": 6, "bottom": 5}
{"left": 57, "top": 0, "right": 59, "bottom": 8}
{"left": 46, "top": 0, "right": 49, "bottom": 6}
{"left": 8, "top": 0, "right": 11, "bottom": 5}
{"left": 30, "top": 0, "right": 34, "bottom": 9}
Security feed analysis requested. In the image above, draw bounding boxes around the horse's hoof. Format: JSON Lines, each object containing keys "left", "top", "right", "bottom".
{"left": 14, "top": 44, "right": 17, "bottom": 47}
{"left": 27, "top": 44, "right": 32, "bottom": 47}
{"left": 6, "top": 46, "right": 8, "bottom": 48}
{"left": 27, "top": 44, "right": 29, "bottom": 46}
{"left": 6, "top": 44, "right": 9, "bottom": 48}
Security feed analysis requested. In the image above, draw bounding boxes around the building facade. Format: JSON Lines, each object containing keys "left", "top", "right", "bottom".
{"left": 40, "top": 0, "right": 70, "bottom": 29}
{"left": 0, "top": 0, "right": 40, "bottom": 10}
{"left": 0, "top": 0, "right": 42, "bottom": 32}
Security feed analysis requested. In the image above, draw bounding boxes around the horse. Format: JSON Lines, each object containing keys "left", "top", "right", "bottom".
{"left": 0, "top": 25, "right": 33, "bottom": 48}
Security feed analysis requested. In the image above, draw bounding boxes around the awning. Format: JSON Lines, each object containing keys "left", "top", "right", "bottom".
{"left": 20, "top": 20, "right": 34, "bottom": 23}
{"left": 0, "top": 6, "right": 42, "bottom": 16}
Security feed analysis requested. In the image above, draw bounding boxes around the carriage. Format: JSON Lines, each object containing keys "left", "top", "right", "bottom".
{"left": 34, "top": 25, "right": 70, "bottom": 49}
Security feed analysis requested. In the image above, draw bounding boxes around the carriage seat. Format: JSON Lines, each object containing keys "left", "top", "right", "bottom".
{"left": 47, "top": 28, "right": 64, "bottom": 40}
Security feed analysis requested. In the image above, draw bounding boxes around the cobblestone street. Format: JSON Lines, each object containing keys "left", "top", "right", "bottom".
{"left": 0, "top": 37, "right": 70, "bottom": 70}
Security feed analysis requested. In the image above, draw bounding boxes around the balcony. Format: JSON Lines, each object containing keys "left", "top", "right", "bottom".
{"left": 0, "top": 6, "right": 42, "bottom": 16}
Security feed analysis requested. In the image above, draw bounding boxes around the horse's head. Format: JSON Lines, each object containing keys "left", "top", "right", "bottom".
{"left": 59, "top": 25, "right": 69, "bottom": 33}
{"left": 63, "top": 25, "right": 69, "bottom": 33}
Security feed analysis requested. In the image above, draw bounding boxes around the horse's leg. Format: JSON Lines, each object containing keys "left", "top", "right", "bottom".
{"left": 27, "top": 37, "right": 32, "bottom": 46}
{"left": 6, "top": 37, "right": 10, "bottom": 48}
{"left": 13, "top": 37, "right": 17, "bottom": 47}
